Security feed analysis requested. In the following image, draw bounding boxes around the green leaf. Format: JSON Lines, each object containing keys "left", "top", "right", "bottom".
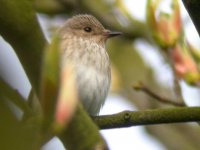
{"left": 0, "top": 78, "right": 32, "bottom": 118}
{"left": 40, "top": 35, "right": 60, "bottom": 127}
{"left": 0, "top": 78, "right": 40, "bottom": 150}
{"left": 0, "top": 0, "right": 47, "bottom": 95}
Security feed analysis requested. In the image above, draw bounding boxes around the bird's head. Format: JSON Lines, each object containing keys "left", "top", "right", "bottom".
{"left": 59, "top": 14, "right": 121, "bottom": 45}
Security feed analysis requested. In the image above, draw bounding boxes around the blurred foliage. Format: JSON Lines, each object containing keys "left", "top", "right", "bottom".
{"left": 146, "top": 0, "right": 181, "bottom": 49}
{"left": 0, "top": 78, "right": 40, "bottom": 150}
{"left": 0, "top": 0, "right": 200, "bottom": 149}
{"left": 40, "top": 35, "right": 60, "bottom": 131}
{"left": 146, "top": 0, "right": 200, "bottom": 86}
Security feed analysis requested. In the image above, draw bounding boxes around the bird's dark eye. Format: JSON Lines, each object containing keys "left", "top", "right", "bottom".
{"left": 84, "top": 27, "right": 92, "bottom": 32}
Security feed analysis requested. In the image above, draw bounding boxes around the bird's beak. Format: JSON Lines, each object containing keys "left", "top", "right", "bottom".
{"left": 104, "top": 30, "right": 122, "bottom": 38}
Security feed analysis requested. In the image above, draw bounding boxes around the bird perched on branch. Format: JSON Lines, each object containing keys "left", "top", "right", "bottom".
{"left": 58, "top": 14, "right": 121, "bottom": 115}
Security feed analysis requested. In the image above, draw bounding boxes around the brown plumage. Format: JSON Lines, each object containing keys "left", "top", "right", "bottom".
{"left": 58, "top": 14, "right": 121, "bottom": 115}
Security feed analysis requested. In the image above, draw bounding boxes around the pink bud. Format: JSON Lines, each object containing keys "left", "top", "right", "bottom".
{"left": 147, "top": 0, "right": 181, "bottom": 48}
{"left": 170, "top": 43, "right": 200, "bottom": 85}
{"left": 54, "top": 63, "right": 78, "bottom": 130}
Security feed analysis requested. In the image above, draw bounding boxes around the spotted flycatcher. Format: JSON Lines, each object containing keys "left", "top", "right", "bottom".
{"left": 58, "top": 14, "right": 121, "bottom": 115}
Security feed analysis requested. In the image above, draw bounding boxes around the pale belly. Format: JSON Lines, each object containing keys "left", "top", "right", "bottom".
{"left": 76, "top": 65, "right": 110, "bottom": 115}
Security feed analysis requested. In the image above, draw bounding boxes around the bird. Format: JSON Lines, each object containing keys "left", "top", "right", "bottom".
{"left": 58, "top": 14, "right": 121, "bottom": 115}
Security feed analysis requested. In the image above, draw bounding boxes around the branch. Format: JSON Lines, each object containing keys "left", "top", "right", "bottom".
{"left": 133, "top": 82, "right": 185, "bottom": 107}
{"left": 93, "top": 107, "right": 200, "bottom": 130}
{"left": 34, "top": 0, "right": 74, "bottom": 14}
{"left": 182, "top": 0, "right": 200, "bottom": 36}
{"left": 34, "top": 0, "right": 149, "bottom": 41}
{"left": 59, "top": 104, "right": 108, "bottom": 150}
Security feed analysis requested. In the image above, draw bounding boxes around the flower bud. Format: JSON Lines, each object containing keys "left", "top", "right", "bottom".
{"left": 170, "top": 42, "right": 200, "bottom": 85}
{"left": 146, "top": 0, "right": 181, "bottom": 48}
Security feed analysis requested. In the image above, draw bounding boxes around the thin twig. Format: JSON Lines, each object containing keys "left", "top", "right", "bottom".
{"left": 168, "top": 49, "right": 185, "bottom": 104}
{"left": 133, "top": 82, "right": 186, "bottom": 107}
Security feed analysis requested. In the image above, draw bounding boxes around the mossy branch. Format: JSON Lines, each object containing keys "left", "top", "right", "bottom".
{"left": 93, "top": 107, "right": 200, "bottom": 129}
{"left": 59, "top": 104, "right": 108, "bottom": 150}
